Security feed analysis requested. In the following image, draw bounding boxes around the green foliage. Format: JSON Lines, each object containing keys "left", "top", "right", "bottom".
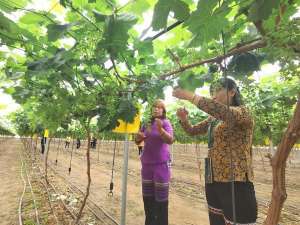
{"left": 93, "top": 10, "right": 107, "bottom": 22}
{"left": 243, "top": 76, "right": 300, "bottom": 145}
{"left": 47, "top": 23, "right": 73, "bottom": 42}
{"left": 0, "top": 0, "right": 299, "bottom": 146}
{"left": 126, "top": 0, "right": 151, "bottom": 16}
{"left": 152, "top": 0, "right": 190, "bottom": 30}
{"left": 19, "top": 12, "right": 51, "bottom": 25}
{"left": 248, "top": 0, "right": 280, "bottom": 22}
{"left": 0, "top": 12, "right": 21, "bottom": 35}
{"left": 99, "top": 13, "right": 138, "bottom": 56}
{"left": 71, "top": 0, "right": 90, "bottom": 8}
{"left": 136, "top": 78, "right": 171, "bottom": 103}
{"left": 27, "top": 48, "right": 73, "bottom": 71}
{"left": 135, "top": 40, "right": 153, "bottom": 56}
{"left": 208, "top": 64, "right": 218, "bottom": 74}
{"left": 0, "top": 125, "right": 14, "bottom": 135}
{"left": 0, "top": 0, "right": 28, "bottom": 12}
{"left": 59, "top": 0, "right": 68, "bottom": 8}
{"left": 10, "top": 110, "right": 35, "bottom": 136}
{"left": 116, "top": 97, "right": 138, "bottom": 123}
{"left": 177, "top": 71, "right": 205, "bottom": 91}
{"left": 167, "top": 101, "right": 208, "bottom": 143}
{"left": 184, "top": 0, "right": 229, "bottom": 46}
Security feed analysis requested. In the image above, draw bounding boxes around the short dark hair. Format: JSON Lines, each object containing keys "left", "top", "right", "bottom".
{"left": 210, "top": 77, "right": 243, "bottom": 106}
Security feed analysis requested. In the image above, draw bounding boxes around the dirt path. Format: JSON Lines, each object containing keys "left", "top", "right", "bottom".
{"left": 4, "top": 138, "right": 297, "bottom": 225}
{"left": 48, "top": 141, "right": 210, "bottom": 225}
{"left": 48, "top": 140, "right": 300, "bottom": 225}
{"left": 0, "top": 139, "right": 23, "bottom": 225}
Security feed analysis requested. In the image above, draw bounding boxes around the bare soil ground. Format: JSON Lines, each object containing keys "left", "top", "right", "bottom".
{"left": 48, "top": 139, "right": 300, "bottom": 225}
{"left": 47, "top": 140, "right": 210, "bottom": 225}
{"left": 1, "top": 138, "right": 300, "bottom": 225}
{"left": 0, "top": 139, "right": 23, "bottom": 225}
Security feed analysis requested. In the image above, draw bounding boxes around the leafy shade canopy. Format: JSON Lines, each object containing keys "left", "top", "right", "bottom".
{"left": 0, "top": 0, "right": 299, "bottom": 140}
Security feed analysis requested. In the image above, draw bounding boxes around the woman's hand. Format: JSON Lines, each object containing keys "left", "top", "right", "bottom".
{"left": 155, "top": 118, "right": 173, "bottom": 144}
{"left": 172, "top": 88, "right": 193, "bottom": 101}
{"left": 176, "top": 108, "right": 189, "bottom": 122}
{"left": 135, "top": 132, "right": 146, "bottom": 144}
{"left": 155, "top": 118, "right": 163, "bottom": 133}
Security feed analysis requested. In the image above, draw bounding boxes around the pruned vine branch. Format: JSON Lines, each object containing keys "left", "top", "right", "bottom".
{"left": 158, "top": 38, "right": 267, "bottom": 80}
{"left": 263, "top": 96, "right": 300, "bottom": 225}
{"left": 167, "top": 48, "right": 182, "bottom": 69}
{"left": 145, "top": 20, "right": 184, "bottom": 41}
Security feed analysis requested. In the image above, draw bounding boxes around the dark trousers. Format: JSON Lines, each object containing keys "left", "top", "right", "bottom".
{"left": 41, "top": 137, "right": 46, "bottom": 154}
{"left": 138, "top": 146, "right": 143, "bottom": 155}
{"left": 41, "top": 144, "right": 45, "bottom": 154}
{"left": 205, "top": 181, "right": 257, "bottom": 225}
{"left": 143, "top": 196, "right": 168, "bottom": 225}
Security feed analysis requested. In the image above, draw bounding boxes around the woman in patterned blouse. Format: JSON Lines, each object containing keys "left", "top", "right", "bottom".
{"left": 173, "top": 78, "right": 257, "bottom": 225}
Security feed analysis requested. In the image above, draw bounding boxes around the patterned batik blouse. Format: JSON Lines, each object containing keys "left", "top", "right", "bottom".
{"left": 180, "top": 96, "right": 254, "bottom": 182}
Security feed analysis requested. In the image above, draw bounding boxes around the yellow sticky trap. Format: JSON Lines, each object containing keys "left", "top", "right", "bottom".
{"left": 113, "top": 113, "right": 141, "bottom": 134}
{"left": 44, "top": 129, "right": 49, "bottom": 138}
{"left": 264, "top": 137, "right": 270, "bottom": 146}
{"left": 129, "top": 135, "right": 133, "bottom": 141}
{"left": 49, "top": 0, "right": 64, "bottom": 13}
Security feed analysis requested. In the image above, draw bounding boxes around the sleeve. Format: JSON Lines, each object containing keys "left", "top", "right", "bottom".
{"left": 164, "top": 120, "right": 174, "bottom": 137}
{"left": 195, "top": 96, "right": 253, "bottom": 126}
{"left": 180, "top": 117, "right": 210, "bottom": 136}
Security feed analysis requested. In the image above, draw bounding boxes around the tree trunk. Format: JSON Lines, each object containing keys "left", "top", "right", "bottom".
{"left": 30, "top": 136, "right": 33, "bottom": 152}
{"left": 76, "top": 127, "right": 91, "bottom": 224}
{"left": 34, "top": 135, "right": 38, "bottom": 160}
{"left": 264, "top": 97, "right": 300, "bottom": 225}
{"left": 269, "top": 139, "right": 275, "bottom": 155}
{"left": 45, "top": 137, "right": 52, "bottom": 184}
{"left": 68, "top": 137, "right": 75, "bottom": 174}
{"left": 55, "top": 138, "right": 61, "bottom": 164}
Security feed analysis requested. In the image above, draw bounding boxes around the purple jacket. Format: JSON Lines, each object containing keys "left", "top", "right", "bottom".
{"left": 140, "top": 119, "right": 173, "bottom": 164}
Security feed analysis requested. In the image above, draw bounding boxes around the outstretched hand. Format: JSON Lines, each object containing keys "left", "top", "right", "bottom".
{"left": 176, "top": 108, "right": 189, "bottom": 122}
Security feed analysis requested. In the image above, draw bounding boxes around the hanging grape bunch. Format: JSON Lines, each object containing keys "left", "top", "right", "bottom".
{"left": 227, "top": 52, "right": 261, "bottom": 78}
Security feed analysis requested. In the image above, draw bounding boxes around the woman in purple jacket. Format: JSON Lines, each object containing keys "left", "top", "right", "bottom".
{"left": 135, "top": 99, "right": 174, "bottom": 225}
